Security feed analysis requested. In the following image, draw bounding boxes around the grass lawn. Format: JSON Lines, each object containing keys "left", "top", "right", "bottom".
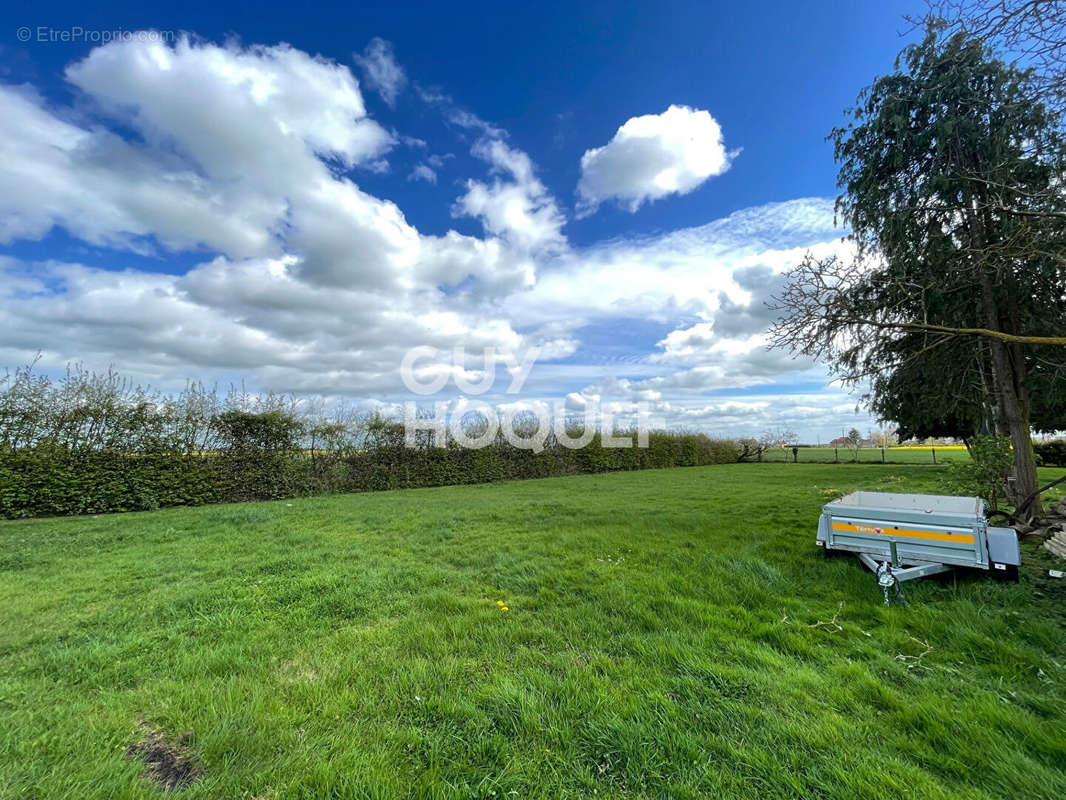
{"left": 759, "top": 447, "right": 970, "bottom": 464}
{"left": 2, "top": 464, "right": 1065, "bottom": 800}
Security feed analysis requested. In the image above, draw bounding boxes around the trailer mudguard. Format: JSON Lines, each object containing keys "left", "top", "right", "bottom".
{"left": 816, "top": 513, "right": 830, "bottom": 548}
{"left": 986, "top": 526, "right": 1021, "bottom": 567}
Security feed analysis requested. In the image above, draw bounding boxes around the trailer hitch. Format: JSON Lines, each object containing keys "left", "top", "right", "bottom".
{"left": 875, "top": 540, "right": 907, "bottom": 606}
{"left": 876, "top": 561, "right": 907, "bottom": 607}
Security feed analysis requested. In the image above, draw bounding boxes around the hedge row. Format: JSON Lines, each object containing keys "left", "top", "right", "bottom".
{"left": 1034, "top": 439, "right": 1066, "bottom": 467}
{"left": 0, "top": 432, "right": 741, "bottom": 519}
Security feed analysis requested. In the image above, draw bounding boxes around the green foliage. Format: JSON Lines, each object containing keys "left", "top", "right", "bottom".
{"left": 940, "top": 435, "right": 1015, "bottom": 508}
{"left": 870, "top": 338, "right": 998, "bottom": 441}
{"left": 0, "top": 435, "right": 741, "bottom": 519}
{"left": 214, "top": 409, "right": 302, "bottom": 452}
{"left": 833, "top": 32, "right": 1066, "bottom": 268}
{"left": 2, "top": 464, "right": 1065, "bottom": 798}
{"left": 1035, "top": 439, "right": 1066, "bottom": 467}
{"left": 0, "top": 364, "right": 741, "bottom": 518}
{"left": 0, "top": 449, "right": 223, "bottom": 517}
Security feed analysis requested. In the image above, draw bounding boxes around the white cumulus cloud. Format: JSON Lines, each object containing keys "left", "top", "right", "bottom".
{"left": 577, "top": 104, "right": 736, "bottom": 215}
{"left": 454, "top": 138, "right": 566, "bottom": 253}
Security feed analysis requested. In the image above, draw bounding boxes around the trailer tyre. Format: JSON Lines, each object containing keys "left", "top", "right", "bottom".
{"left": 991, "top": 563, "right": 1020, "bottom": 583}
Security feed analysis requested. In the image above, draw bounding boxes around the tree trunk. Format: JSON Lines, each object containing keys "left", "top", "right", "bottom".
{"left": 967, "top": 183, "right": 1043, "bottom": 520}
{"left": 978, "top": 272, "right": 1042, "bottom": 518}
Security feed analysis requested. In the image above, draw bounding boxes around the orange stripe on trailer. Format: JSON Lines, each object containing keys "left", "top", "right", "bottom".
{"left": 831, "top": 522, "right": 975, "bottom": 544}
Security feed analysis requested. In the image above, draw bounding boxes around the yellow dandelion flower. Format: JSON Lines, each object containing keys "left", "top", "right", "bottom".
{"left": 501, "top": 606, "right": 509, "bottom": 612}
{"left": 497, "top": 600, "right": 505, "bottom": 606}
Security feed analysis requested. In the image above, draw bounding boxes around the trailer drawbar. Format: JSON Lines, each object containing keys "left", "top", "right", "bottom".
{"left": 817, "top": 491, "right": 1020, "bottom": 605}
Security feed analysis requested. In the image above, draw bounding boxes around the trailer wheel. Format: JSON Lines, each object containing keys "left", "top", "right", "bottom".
{"left": 991, "top": 563, "right": 1020, "bottom": 582}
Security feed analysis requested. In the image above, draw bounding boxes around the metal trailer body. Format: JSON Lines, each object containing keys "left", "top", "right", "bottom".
{"left": 816, "top": 492, "right": 1020, "bottom": 597}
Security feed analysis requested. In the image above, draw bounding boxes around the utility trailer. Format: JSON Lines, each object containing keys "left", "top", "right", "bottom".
{"left": 817, "top": 491, "right": 1020, "bottom": 604}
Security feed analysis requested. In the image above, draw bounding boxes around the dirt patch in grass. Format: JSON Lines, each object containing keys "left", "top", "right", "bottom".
{"left": 126, "top": 723, "right": 202, "bottom": 792}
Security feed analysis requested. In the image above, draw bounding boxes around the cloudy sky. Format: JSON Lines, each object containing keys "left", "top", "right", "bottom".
{"left": 0, "top": 1, "right": 920, "bottom": 440}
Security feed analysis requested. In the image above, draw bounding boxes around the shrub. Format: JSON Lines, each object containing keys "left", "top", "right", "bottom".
{"left": 939, "top": 435, "right": 1014, "bottom": 510}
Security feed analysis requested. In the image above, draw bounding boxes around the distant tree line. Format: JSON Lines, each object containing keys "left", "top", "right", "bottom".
{"left": 0, "top": 363, "right": 741, "bottom": 519}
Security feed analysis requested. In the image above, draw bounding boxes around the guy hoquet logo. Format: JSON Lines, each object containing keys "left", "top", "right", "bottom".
{"left": 399, "top": 346, "right": 663, "bottom": 451}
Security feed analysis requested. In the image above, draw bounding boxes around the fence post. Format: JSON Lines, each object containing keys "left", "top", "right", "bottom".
{"left": 932, "top": 447, "right": 937, "bottom": 464}
{"left": 834, "top": 447, "right": 839, "bottom": 463}
{"left": 881, "top": 447, "right": 885, "bottom": 463}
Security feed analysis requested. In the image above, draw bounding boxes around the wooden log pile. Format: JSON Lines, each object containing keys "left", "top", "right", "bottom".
{"left": 1040, "top": 497, "right": 1066, "bottom": 561}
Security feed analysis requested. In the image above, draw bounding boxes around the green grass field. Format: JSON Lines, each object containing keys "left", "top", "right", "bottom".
{"left": 2, "top": 464, "right": 1065, "bottom": 800}
{"left": 759, "top": 447, "right": 970, "bottom": 464}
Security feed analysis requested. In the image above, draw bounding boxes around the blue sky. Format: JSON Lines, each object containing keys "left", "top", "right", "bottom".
{"left": 0, "top": 1, "right": 922, "bottom": 440}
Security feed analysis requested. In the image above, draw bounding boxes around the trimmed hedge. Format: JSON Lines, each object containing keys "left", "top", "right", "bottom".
{"left": 0, "top": 432, "right": 740, "bottom": 519}
{"left": 1034, "top": 439, "right": 1066, "bottom": 467}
